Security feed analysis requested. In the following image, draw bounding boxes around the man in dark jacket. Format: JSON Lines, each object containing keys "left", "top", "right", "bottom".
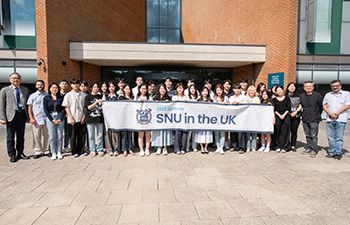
{"left": 0, "top": 73, "right": 29, "bottom": 162}
{"left": 300, "top": 81, "right": 323, "bottom": 158}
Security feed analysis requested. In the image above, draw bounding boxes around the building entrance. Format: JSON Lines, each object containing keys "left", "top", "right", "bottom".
{"left": 101, "top": 67, "right": 232, "bottom": 87}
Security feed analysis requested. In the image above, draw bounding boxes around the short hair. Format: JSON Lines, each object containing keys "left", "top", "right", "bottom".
{"left": 164, "top": 77, "right": 172, "bottom": 82}
{"left": 148, "top": 80, "right": 155, "bottom": 86}
{"left": 80, "top": 80, "right": 88, "bottom": 86}
{"left": 330, "top": 79, "right": 342, "bottom": 85}
{"left": 70, "top": 78, "right": 80, "bottom": 84}
{"left": 240, "top": 78, "right": 249, "bottom": 84}
{"left": 204, "top": 79, "right": 212, "bottom": 85}
{"left": 303, "top": 80, "right": 314, "bottom": 85}
{"left": 135, "top": 76, "right": 143, "bottom": 81}
{"left": 247, "top": 85, "right": 257, "bottom": 96}
{"left": 35, "top": 80, "right": 45, "bottom": 85}
{"left": 9, "top": 72, "right": 22, "bottom": 78}
{"left": 60, "top": 79, "right": 68, "bottom": 84}
{"left": 232, "top": 83, "right": 241, "bottom": 89}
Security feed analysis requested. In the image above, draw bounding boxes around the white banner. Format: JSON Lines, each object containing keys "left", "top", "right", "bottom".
{"left": 102, "top": 101, "right": 274, "bottom": 133}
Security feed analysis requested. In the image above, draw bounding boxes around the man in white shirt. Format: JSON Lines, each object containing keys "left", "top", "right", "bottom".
{"left": 62, "top": 79, "right": 87, "bottom": 157}
{"left": 132, "top": 76, "right": 143, "bottom": 97}
{"left": 228, "top": 84, "right": 246, "bottom": 153}
{"left": 323, "top": 79, "right": 350, "bottom": 160}
{"left": 27, "top": 80, "right": 49, "bottom": 159}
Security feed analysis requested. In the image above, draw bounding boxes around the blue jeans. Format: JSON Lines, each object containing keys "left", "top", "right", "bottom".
{"left": 46, "top": 118, "right": 64, "bottom": 154}
{"left": 327, "top": 121, "right": 346, "bottom": 156}
{"left": 121, "top": 131, "right": 133, "bottom": 151}
{"left": 214, "top": 131, "right": 225, "bottom": 149}
{"left": 86, "top": 123, "right": 104, "bottom": 152}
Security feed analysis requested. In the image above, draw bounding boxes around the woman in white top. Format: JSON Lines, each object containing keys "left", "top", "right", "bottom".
{"left": 172, "top": 83, "right": 190, "bottom": 154}
{"left": 245, "top": 85, "right": 261, "bottom": 153}
{"left": 212, "top": 84, "right": 228, "bottom": 154}
{"left": 194, "top": 87, "right": 213, "bottom": 154}
{"left": 187, "top": 84, "right": 199, "bottom": 152}
{"left": 136, "top": 83, "right": 152, "bottom": 156}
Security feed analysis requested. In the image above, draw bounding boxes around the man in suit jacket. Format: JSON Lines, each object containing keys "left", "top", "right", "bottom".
{"left": 0, "top": 73, "right": 30, "bottom": 163}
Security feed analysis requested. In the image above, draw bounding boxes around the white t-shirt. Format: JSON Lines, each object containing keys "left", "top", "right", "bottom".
{"left": 62, "top": 91, "right": 86, "bottom": 123}
{"left": 229, "top": 94, "right": 246, "bottom": 104}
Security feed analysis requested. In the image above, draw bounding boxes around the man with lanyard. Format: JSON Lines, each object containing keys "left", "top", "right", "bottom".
{"left": 323, "top": 80, "right": 350, "bottom": 160}
{"left": 300, "top": 81, "right": 323, "bottom": 158}
{"left": 0, "top": 73, "right": 30, "bottom": 162}
{"left": 27, "top": 80, "right": 49, "bottom": 159}
{"left": 62, "top": 79, "right": 87, "bottom": 157}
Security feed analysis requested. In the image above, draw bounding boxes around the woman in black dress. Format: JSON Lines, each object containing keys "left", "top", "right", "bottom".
{"left": 271, "top": 86, "right": 291, "bottom": 153}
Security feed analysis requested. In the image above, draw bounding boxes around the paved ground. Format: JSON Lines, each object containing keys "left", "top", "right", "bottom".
{"left": 0, "top": 122, "right": 349, "bottom": 225}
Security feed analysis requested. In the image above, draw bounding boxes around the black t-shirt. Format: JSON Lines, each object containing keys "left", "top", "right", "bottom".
{"left": 84, "top": 94, "right": 104, "bottom": 124}
{"left": 300, "top": 92, "right": 323, "bottom": 123}
{"left": 271, "top": 96, "right": 291, "bottom": 115}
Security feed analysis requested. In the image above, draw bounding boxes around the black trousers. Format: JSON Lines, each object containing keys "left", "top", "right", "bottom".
{"left": 274, "top": 115, "right": 291, "bottom": 150}
{"left": 6, "top": 111, "right": 27, "bottom": 157}
{"left": 63, "top": 117, "right": 71, "bottom": 148}
{"left": 230, "top": 132, "right": 246, "bottom": 150}
{"left": 70, "top": 122, "right": 84, "bottom": 155}
{"left": 290, "top": 116, "right": 301, "bottom": 147}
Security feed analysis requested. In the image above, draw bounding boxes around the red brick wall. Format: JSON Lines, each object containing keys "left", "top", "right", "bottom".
{"left": 35, "top": 0, "right": 146, "bottom": 86}
{"left": 182, "top": 0, "right": 298, "bottom": 87}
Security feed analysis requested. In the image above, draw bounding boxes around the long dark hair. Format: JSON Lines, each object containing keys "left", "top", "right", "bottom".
{"left": 137, "top": 82, "right": 150, "bottom": 99}
{"left": 175, "top": 83, "right": 185, "bottom": 96}
{"left": 260, "top": 90, "right": 271, "bottom": 103}
{"left": 153, "top": 83, "right": 171, "bottom": 101}
{"left": 199, "top": 87, "right": 212, "bottom": 102}
{"left": 188, "top": 84, "right": 198, "bottom": 100}
{"left": 48, "top": 82, "right": 61, "bottom": 98}
{"left": 121, "top": 83, "right": 134, "bottom": 100}
{"left": 214, "top": 84, "right": 225, "bottom": 102}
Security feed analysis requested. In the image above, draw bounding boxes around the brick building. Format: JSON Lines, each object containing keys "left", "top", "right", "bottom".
{"left": 4, "top": 0, "right": 347, "bottom": 91}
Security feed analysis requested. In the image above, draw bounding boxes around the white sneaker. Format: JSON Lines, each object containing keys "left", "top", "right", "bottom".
{"left": 181, "top": 151, "right": 185, "bottom": 154}
{"left": 252, "top": 149, "right": 257, "bottom": 152}
{"left": 139, "top": 150, "right": 145, "bottom": 157}
{"left": 264, "top": 146, "right": 270, "bottom": 153}
{"left": 276, "top": 148, "right": 281, "bottom": 153}
{"left": 281, "top": 149, "right": 286, "bottom": 153}
{"left": 109, "top": 151, "right": 114, "bottom": 156}
{"left": 51, "top": 153, "right": 57, "bottom": 160}
{"left": 246, "top": 149, "right": 251, "bottom": 153}
{"left": 258, "top": 146, "right": 265, "bottom": 152}
{"left": 73, "top": 154, "right": 79, "bottom": 158}
{"left": 145, "top": 149, "right": 151, "bottom": 156}
{"left": 156, "top": 148, "right": 162, "bottom": 155}
{"left": 214, "top": 148, "right": 220, "bottom": 153}
{"left": 193, "top": 148, "right": 198, "bottom": 152}
{"left": 113, "top": 151, "right": 118, "bottom": 156}
{"left": 57, "top": 153, "right": 63, "bottom": 160}
{"left": 162, "top": 148, "right": 168, "bottom": 155}
{"left": 219, "top": 148, "right": 225, "bottom": 155}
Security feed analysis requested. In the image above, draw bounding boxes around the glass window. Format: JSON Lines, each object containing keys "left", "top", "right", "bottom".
{"left": 2, "top": 0, "right": 36, "bottom": 36}
{"left": 312, "top": 71, "right": 338, "bottom": 84}
{"left": 146, "top": 0, "right": 181, "bottom": 43}
{"left": 341, "top": 2, "right": 350, "bottom": 54}
{"left": 147, "top": 0, "right": 159, "bottom": 27}
{"left": 0, "top": 67, "right": 14, "bottom": 83}
{"left": 343, "top": 2, "right": 350, "bottom": 22}
{"left": 297, "top": 70, "right": 312, "bottom": 83}
{"left": 339, "top": 71, "right": 350, "bottom": 84}
{"left": 15, "top": 67, "right": 37, "bottom": 84}
{"left": 307, "top": 0, "right": 332, "bottom": 43}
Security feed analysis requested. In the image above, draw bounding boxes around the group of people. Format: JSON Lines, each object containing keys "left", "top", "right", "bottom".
{"left": 0, "top": 72, "right": 349, "bottom": 163}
